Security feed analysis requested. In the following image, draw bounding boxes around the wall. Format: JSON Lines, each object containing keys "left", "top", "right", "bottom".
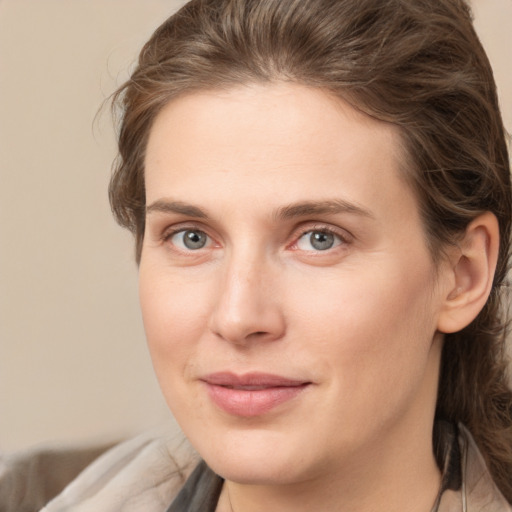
{"left": 0, "top": 0, "right": 510, "bottom": 451}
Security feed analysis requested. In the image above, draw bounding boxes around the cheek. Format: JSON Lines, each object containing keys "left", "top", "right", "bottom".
{"left": 138, "top": 266, "right": 217, "bottom": 428}
{"left": 289, "top": 259, "right": 439, "bottom": 387}
{"left": 138, "top": 264, "right": 213, "bottom": 373}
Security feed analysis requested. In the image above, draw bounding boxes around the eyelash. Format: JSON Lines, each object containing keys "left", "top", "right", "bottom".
{"left": 160, "top": 223, "right": 351, "bottom": 254}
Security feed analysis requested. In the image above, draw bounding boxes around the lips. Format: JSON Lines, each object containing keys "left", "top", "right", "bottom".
{"left": 201, "top": 372, "right": 311, "bottom": 417}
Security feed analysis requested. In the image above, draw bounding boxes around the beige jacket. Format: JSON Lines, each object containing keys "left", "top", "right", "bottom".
{"left": 38, "top": 423, "right": 511, "bottom": 512}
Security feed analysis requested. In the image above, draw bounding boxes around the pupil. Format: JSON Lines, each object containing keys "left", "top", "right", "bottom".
{"left": 184, "top": 230, "right": 206, "bottom": 249}
{"left": 311, "top": 231, "right": 334, "bottom": 250}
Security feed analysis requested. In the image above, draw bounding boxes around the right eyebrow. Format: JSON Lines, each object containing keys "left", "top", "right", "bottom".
{"left": 274, "top": 198, "right": 374, "bottom": 221}
{"left": 145, "top": 199, "right": 208, "bottom": 218}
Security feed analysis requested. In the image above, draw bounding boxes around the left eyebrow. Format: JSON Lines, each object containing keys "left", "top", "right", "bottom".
{"left": 273, "top": 199, "right": 374, "bottom": 221}
{"left": 146, "top": 199, "right": 209, "bottom": 218}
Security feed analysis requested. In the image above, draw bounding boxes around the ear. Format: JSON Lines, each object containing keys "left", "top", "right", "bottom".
{"left": 437, "top": 212, "right": 500, "bottom": 334}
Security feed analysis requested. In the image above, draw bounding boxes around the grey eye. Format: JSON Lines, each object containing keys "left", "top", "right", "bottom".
{"left": 297, "top": 230, "right": 340, "bottom": 251}
{"left": 310, "top": 231, "right": 335, "bottom": 250}
{"left": 172, "top": 230, "right": 209, "bottom": 250}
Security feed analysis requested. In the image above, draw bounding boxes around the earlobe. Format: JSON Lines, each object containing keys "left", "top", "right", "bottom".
{"left": 437, "top": 212, "right": 499, "bottom": 334}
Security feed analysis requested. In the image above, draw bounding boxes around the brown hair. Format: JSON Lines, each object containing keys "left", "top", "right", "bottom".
{"left": 109, "top": 0, "right": 512, "bottom": 499}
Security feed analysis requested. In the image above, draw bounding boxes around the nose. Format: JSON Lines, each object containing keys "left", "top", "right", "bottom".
{"left": 208, "top": 253, "right": 286, "bottom": 345}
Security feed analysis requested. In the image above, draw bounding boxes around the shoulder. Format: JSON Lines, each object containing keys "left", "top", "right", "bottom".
{"left": 458, "top": 424, "right": 512, "bottom": 511}
{"left": 41, "top": 425, "right": 198, "bottom": 512}
{"left": 437, "top": 423, "right": 512, "bottom": 512}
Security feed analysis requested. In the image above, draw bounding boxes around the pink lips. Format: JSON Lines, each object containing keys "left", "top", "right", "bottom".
{"left": 202, "top": 372, "right": 310, "bottom": 417}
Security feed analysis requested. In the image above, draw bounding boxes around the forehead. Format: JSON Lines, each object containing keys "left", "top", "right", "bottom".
{"left": 144, "top": 83, "right": 415, "bottom": 223}
{"left": 146, "top": 83, "right": 402, "bottom": 164}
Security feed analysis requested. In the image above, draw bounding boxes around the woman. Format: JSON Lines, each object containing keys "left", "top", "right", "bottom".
{"left": 43, "top": 0, "right": 512, "bottom": 510}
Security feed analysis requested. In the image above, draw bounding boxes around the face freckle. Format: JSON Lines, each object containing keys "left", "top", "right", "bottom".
{"left": 139, "top": 82, "right": 447, "bottom": 486}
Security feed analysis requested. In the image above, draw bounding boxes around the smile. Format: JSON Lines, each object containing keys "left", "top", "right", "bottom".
{"left": 201, "top": 372, "right": 311, "bottom": 417}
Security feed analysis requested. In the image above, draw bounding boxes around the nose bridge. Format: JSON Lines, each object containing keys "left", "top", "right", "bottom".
{"left": 209, "top": 246, "right": 284, "bottom": 344}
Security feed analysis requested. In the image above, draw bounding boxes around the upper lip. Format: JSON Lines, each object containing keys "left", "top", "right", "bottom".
{"left": 201, "top": 372, "right": 310, "bottom": 389}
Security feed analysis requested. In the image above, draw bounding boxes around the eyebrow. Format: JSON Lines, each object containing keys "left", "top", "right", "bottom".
{"left": 274, "top": 199, "right": 374, "bottom": 221}
{"left": 146, "top": 200, "right": 208, "bottom": 218}
{"left": 146, "top": 198, "right": 374, "bottom": 221}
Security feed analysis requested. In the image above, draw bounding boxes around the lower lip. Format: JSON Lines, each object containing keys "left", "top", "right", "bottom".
{"left": 204, "top": 383, "right": 309, "bottom": 417}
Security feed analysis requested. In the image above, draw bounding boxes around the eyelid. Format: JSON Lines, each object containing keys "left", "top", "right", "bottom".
{"left": 161, "top": 221, "right": 210, "bottom": 239}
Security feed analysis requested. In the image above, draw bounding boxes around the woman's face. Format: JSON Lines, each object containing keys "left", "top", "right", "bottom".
{"left": 140, "top": 83, "right": 449, "bottom": 485}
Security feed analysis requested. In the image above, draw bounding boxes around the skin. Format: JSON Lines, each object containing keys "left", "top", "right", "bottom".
{"left": 140, "top": 83, "right": 457, "bottom": 512}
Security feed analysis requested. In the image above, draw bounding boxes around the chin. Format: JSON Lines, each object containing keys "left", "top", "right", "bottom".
{"left": 191, "top": 427, "right": 316, "bottom": 485}
{"left": 206, "top": 455, "right": 306, "bottom": 486}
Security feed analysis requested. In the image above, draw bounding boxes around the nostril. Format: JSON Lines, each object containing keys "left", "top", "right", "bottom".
{"left": 246, "top": 331, "right": 275, "bottom": 340}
